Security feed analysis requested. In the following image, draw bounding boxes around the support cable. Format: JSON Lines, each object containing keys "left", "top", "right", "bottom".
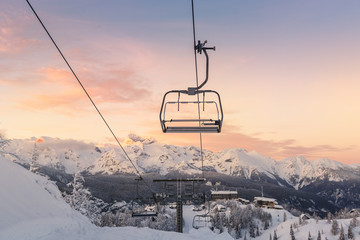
{"left": 191, "top": 0, "right": 204, "bottom": 179}
{"left": 25, "top": 0, "right": 155, "bottom": 195}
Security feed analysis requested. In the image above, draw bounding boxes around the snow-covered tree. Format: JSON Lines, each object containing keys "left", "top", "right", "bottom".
{"left": 331, "top": 219, "right": 339, "bottom": 235}
{"left": 30, "top": 143, "right": 40, "bottom": 174}
{"left": 348, "top": 225, "right": 353, "bottom": 240}
{"left": 0, "top": 132, "right": 10, "bottom": 154}
{"left": 273, "top": 230, "right": 278, "bottom": 240}
{"left": 350, "top": 217, "right": 358, "bottom": 228}
{"left": 308, "top": 231, "right": 312, "bottom": 240}
{"left": 327, "top": 212, "right": 333, "bottom": 224}
{"left": 264, "top": 219, "right": 270, "bottom": 230}
{"left": 269, "top": 233, "right": 272, "bottom": 240}
{"left": 313, "top": 212, "right": 320, "bottom": 223}
{"left": 212, "top": 200, "right": 271, "bottom": 238}
{"left": 63, "top": 157, "right": 106, "bottom": 225}
{"left": 214, "top": 212, "right": 223, "bottom": 233}
{"left": 339, "top": 225, "right": 345, "bottom": 240}
{"left": 249, "top": 221, "right": 255, "bottom": 238}
{"left": 290, "top": 224, "right": 295, "bottom": 240}
{"left": 283, "top": 212, "right": 287, "bottom": 222}
{"left": 317, "top": 231, "right": 321, "bottom": 240}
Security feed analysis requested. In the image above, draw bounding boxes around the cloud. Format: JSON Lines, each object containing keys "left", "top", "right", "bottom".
{"left": 280, "top": 144, "right": 353, "bottom": 160}
{"left": 17, "top": 91, "right": 84, "bottom": 115}
{"left": 15, "top": 65, "right": 151, "bottom": 115}
{"left": 28, "top": 136, "right": 97, "bottom": 151}
{"left": 0, "top": 9, "right": 39, "bottom": 55}
{"left": 151, "top": 122, "right": 352, "bottom": 161}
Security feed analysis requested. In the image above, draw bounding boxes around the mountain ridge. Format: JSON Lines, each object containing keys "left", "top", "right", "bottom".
{"left": 3, "top": 134, "right": 359, "bottom": 191}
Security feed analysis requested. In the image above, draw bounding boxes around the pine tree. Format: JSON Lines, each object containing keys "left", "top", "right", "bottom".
{"left": 327, "top": 212, "right": 332, "bottom": 224}
{"left": 317, "top": 231, "right": 321, "bottom": 240}
{"left": 264, "top": 219, "right": 269, "bottom": 230}
{"left": 244, "top": 231, "right": 247, "bottom": 240}
{"left": 308, "top": 232, "right": 312, "bottom": 240}
{"left": 249, "top": 221, "right": 255, "bottom": 238}
{"left": 273, "top": 230, "right": 278, "bottom": 240}
{"left": 283, "top": 212, "right": 287, "bottom": 222}
{"left": 331, "top": 219, "right": 339, "bottom": 235}
{"left": 64, "top": 159, "right": 104, "bottom": 225}
{"left": 256, "top": 225, "right": 260, "bottom": 237}
{"left": 350, "top": 217, "right": 358, "bottom": 228}
{"left": 0, "top": 132, "right": 10, "bottom": 151}
{"left": 313, "top": 212, "right": 319, "bottom": 223}
{"left": 339, "top": 225, "right": 345, "bottom": 240}
{"left": 269, "top": 233, "right": 272, "bottom": 240}
{"left": 348, "top": 225, "right": 353, "bottom": 240}
{"left": 290, "top": 225, "right": 295, "bottom": 240}
{"left": 30, "top": 143, "right": 40, "bottom": 174}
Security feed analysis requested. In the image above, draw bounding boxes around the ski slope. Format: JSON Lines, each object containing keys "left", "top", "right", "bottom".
{"left": 0, "top": 158, "right": 233, "bottom": 240}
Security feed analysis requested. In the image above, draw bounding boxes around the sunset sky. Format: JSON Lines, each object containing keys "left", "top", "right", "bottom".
{"left": 1, "top": 0, "right": 360, "bottom": 164}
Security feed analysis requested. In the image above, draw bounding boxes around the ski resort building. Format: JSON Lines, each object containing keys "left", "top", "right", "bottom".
{"left": 300, "top": 213, "right": 311, "bottom": 221}
{"left": 238, "top": 197, "right": 250, "bottom": 204}
{"left": 253, "top": 197, "right": 278, "bottom": 208}
{"left": 210, "top": 190, "right": 238, "bottom": 200}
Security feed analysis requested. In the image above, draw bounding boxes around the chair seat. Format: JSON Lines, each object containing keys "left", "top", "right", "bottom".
{"left": 165, "top": 126, "right": 219, "bottom": 133}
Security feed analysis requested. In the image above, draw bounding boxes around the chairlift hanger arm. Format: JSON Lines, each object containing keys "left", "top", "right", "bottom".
{"left": 188, "top": 40, "right": 216, "bottom": 95}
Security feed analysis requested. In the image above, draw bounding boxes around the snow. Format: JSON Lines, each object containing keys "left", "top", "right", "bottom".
{"left": 256, "top": 217, "right": 360, "bottom": 240}
{"left": 211, "top": 190, "right": 238, "bottom": 195}
{"left": 254, "top": 197, "right": 277, "bottom": 202}
{"left": 1, "top": 157, "right": 359, "bottom": 240}
{"left": 3, "top": 135, "right": 359, "bottom": 190}
{"left": 0, "top": 158, "right": 233, "bottom": 240}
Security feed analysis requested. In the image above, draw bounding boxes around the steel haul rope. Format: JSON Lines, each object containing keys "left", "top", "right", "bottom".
{"left": 191, "top": 0, "right": 205, "bottom": 179}
{"left": 25, "top": 0, "right": 156, "bottom": 196}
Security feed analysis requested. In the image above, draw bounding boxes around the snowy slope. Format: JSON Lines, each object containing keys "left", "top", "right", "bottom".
{"left": 256, "top": 217, "right": 360, "bottom": 240}
{"left": 0, "top": 158, "right": 91, "bottom": 239}
{"left": 0, "top": 158, "right": 235, "bottom": 240}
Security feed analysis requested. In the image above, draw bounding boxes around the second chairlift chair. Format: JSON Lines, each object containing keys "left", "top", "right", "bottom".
{"left": 160, "top": 40, "right": 223, "bottom": 133}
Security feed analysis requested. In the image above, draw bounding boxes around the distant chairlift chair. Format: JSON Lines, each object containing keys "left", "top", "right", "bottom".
{"left": 131, "top": 177, "right": 158, "bottom": 218}
{"left": 160, "top": 40, "right": 223, "bottom": 133}
{"left": 192, "top": 214, "right": 215, "bottom": 230}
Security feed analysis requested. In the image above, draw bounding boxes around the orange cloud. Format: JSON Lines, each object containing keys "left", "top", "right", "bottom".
{"left": 15, "top": 65, "right": 151, "bottom": 115}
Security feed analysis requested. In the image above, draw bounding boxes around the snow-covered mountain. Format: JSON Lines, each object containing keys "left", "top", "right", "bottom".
{"left": 3, "top": 134, "right": 359, "bottom": 191}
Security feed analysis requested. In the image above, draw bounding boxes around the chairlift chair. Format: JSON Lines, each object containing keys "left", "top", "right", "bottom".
{"left": 131, "top": 204, "right": 158, "bottom": 218}
{"left": 192, "top": 214, "right": 215, "bottom": 230}
{"left": 131, "top": 177, "right": 158, "bottom": 218}
{"left": 160, "top": 40, "right": 223, "bottom": 133}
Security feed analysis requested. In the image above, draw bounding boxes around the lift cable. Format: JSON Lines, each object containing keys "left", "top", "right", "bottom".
{"left": 191, "top": 0, "right": 204, "bottom": 179}
{"left": 25, "top": 0, "right": 156, "bottom": 195}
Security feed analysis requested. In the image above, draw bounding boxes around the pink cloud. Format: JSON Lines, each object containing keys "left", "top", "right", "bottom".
{"left": 16, "top": 65, "right": 151, "bottom": 115}
{"left": 150, "top": 122, "right": 352, "bottom": 162}
{"left": 0, "top": 9, "right": 39, "bottom": 55}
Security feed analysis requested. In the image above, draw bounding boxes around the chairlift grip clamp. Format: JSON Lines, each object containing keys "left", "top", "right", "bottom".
{"left": 195, "top": 40, "right": 215, "bottom": 54}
